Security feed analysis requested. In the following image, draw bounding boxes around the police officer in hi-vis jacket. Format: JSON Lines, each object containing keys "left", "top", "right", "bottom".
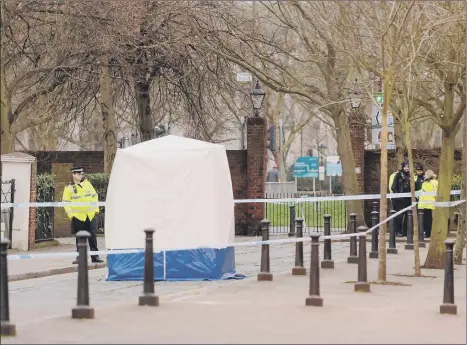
{"left": 62, "top": 166, "right": 104, "bottom": 264}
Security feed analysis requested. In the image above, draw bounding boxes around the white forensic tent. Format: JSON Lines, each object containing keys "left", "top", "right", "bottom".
{"left": 104, "top": 135, "right": 236, "bottom": 281}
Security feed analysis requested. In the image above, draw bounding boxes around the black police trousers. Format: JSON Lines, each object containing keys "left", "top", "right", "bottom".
{"left": 72, "top": 216, "right": 100, "bottom": 261}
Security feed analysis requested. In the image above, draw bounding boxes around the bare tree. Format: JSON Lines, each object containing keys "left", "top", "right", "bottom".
{"left": 409, "top": 2, "right": 466, "bottom": 268}
{"left": 192, "top": 1, "right": 367, "bottom": 223}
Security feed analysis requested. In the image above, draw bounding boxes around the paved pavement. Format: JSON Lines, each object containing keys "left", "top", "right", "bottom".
{"left": 2, "top": 245, "right": 465, "bottom": 344}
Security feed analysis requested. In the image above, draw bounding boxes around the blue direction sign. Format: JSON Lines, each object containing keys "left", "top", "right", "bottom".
{"left": 294, "top": 156, "right": 319, "bottom": 178}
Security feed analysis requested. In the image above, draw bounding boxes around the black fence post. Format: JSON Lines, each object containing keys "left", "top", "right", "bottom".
{"left": 258, "top": 219, "right": 273, "bottom": 281}
{"left": 292, "top": 218, "right": 306, "bottom": 276}
{"left": 418, "top": 209, "right": 426, "bottom": 248}
{"left": 139, "top": 228, "right": 159, "bottom": 307}
{"left": 387, "top": 210, "right": 398, "bottom": 254}
{"left": 440, "top": 239, "right": 457, "bottom": 315}
{"left": 0, "top": 238, "right": 16, "bottom": 336}
{"left": 369, "top": 210, "right": 379, "bottom": 259}
{"left": 321, "top": 214, "right": 334, "bottom": 269}
{"left": 405, "top": 209, "right": 414, "bottom": 250}
{"left": 354, "top": 233, "right": 371, "bottom": 293}
{"left": 305, "top": 234, "right": 323, "bottom": 307}
{"left": 288, "top": 204, "right": 296, "bottom": 237}
{"left": 372, "top": 201, "right": 378, "bottom": 212}
{"left": 347, "top": 213, "right": 358, "bottom": 264}
{"left": 72, "top": 231, "right": 94, "bottom": 319}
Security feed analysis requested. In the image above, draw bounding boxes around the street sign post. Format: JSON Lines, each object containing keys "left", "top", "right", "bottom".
{"left": 293, "top": 156, "right": 319, "bottom": 178}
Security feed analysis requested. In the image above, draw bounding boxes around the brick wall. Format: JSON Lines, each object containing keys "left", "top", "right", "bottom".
{"left": 52, "top": 163, "right": 73, "bottom": 237}
{"left": 363, "top": 148, "right": 463, "bottom": 224}
{"left": 28, "top": 160, "right": 37, "bottom": 250}
{"left": 246, "top": 117, "right": 267, "bottom": 236}
{"left": 227, "top": 150, "right": 248, "bottom": 235}
{"left": 26, "top": 151, "right": 104, "bottom": 174}
{"left": 26, "top": 127, "right": 267, "bottom": 237}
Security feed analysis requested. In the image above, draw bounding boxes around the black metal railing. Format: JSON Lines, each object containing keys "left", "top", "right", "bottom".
{"left": 1, "top": 180, "right": 15, "bottom": 248}
{"left": 265, "top": 192, "right": 348, "bottom": 234}
{"left": 35, "top": 177, "right": 55, "bottom": 242}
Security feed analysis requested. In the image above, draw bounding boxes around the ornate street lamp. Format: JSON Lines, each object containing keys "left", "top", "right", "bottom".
{"left": 250, "top": 79, "right": 266, "bottom": 116}
{"left": 349, "top": 78, "right": 362, "bottom": 109}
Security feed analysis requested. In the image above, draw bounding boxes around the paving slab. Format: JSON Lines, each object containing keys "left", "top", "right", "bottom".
{"left": 2, "top": 245, "right": 465, "bottom": 344}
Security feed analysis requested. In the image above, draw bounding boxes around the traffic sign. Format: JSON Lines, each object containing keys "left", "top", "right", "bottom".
{"left": 326, "top": 156, "right": 342, "bottom": 176}
{"left": 375, "top": 92, "right": 383, "bottom": 104}
{"left": 236, "top": 72, "right": 252, "bottom": 82}
{"left": 294, "top": 156, "right": 319, "bottom": 178}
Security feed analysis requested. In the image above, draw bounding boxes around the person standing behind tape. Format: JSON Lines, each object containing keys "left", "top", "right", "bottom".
{"left": 418, "top": 170, "right": 438, "bottom": 238}
{"left": 391, "top": 162, "right": 412, "bottom": 237}
{"left": 267, "top": 165, "right": 280, "bottom": 182}
{"left": 414, "top": 164, "right": 425, "bottom": 192}
{"left": 388, "top": 170, "right": 398, "bottom": 210}
{"left": 62, "top": 167, "right": 103, "bottom": 264}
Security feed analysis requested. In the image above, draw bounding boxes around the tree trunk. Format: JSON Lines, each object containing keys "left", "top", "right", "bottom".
{"left": 404, "top": 117, "right": 421, "bottom": 276}
{"left": 424, "top": 128, "right": 456, "bottom": 268}
{"left": 394, "top": 116, "right": 405, "bottom": 166}
{"left": 335, "top": 111, "right": 365, "bottom": 226}
{"left": 377, "top": 75, "right": 392, "bottom": 282}
{"left": 99, "top": 55, "right": 117, "bottom": 173}
{"left": 134, "top": 81, "right": 153, "bottom": 142}
{"left": 454, "top": 117, "right": 466, "bottom": 264}
{"left": 0, "top": 73, "right": 13, "bottom": 154}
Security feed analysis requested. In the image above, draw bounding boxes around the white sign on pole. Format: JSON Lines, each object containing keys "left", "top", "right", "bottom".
{"left": 236, "top": 72, "right": 252, "bottom": 82}
{"left": 325, "top": 156, "right": 342, "bottom": 176}
{"left": 371, "top": 104, "right": 396, "bottom": 150}
{"left": 319, "top": 166, "right": 325, "bottom": 181}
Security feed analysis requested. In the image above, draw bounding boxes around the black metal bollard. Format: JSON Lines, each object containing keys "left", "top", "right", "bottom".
{"left": 347, "top": 213, "right": 358, "bottom": 264}
{"left": 387, "top": 210, "right": 398, "bottom": 254}
{"left": 321, "top": 214, "right": 334, "bottom": 269}
{"left": 354, "top": 233, "right": 371, "bottom": 293}
{"left": 418, "top": 209, "right": 426, "bottom": 248}
{"left": 440, "top": 239, "right": 457, "bottom": 315}
{"left": 139, "top": 228, "right": 159, "bottom": 306}
{"left": 292, "top": 218, "right": 306, "bottom": 275}
{"left": 0, "top": 238, "right": 16, "bottom": 336}
{"left": 405, "top": 209, "right": 414, "bottom": 250}
{"left": 369, "top": 210, "right": 379, "bottom": 259}
{"left": 258, "top": 219, "right": 273, "bottom": 281}
{"left": 72, "top": 231, "right": 94, "bottom": 319}
{"left": 288, "top": 204, "right": 296, "bottom": 237}
{"left": 305, "top": 234, "right": 323, "bottom": 307}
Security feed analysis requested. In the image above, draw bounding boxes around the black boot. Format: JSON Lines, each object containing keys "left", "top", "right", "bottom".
{"left": 92, "top": 257, "right": 104, "bottom": 263}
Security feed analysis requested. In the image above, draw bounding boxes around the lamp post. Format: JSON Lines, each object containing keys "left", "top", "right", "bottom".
{"left": 250, "top": 79, "right": 266, "bottom": 117}
{"left": 349, "top": 78, "right": 362, "bottom": 110}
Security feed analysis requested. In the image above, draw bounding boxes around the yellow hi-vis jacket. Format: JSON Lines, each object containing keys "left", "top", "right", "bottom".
{"left": 62, "top": 179, "right": 99, "bottom": 221}
{"left": 389, "top": 172, "right": 397, "bottom": 192}
{"left": 418, "top": 179, "right": 438, "bottom": 210}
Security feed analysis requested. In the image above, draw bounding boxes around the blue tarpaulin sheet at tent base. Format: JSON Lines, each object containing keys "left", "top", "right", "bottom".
{"left": 106, "top": 246, "right": 245, "bottom": 281}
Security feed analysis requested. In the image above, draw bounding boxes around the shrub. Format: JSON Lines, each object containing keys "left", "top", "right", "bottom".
{"left": 35, "top": 174, "right": 55, "bottom": 240}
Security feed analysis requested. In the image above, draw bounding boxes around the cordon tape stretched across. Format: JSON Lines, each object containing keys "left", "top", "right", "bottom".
{"left": 0, "top": 190, "right": 462, "bottom": 209}
{"left": 6, "top": 199, "right": 465, "bottom": 261}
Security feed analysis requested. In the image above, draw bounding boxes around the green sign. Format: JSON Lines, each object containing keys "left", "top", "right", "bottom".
{"left": 375, "top": 92, "right": 384, "bottom": 104}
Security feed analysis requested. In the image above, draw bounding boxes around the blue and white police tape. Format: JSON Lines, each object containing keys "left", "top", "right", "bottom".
{"left": 7, "top": 199, "right": 465, "bottom": 261}
{"left": 0, "top": 190, "right": 462, "bottom": 209}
